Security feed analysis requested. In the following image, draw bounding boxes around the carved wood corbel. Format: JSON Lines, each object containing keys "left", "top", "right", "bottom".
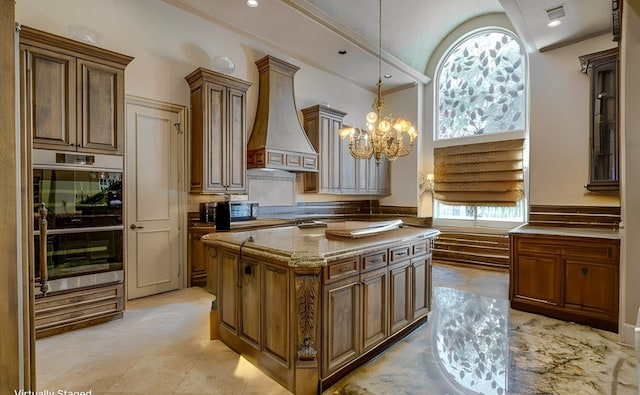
{"left": 294, "top": 268, "right": 321, "bottom": 394}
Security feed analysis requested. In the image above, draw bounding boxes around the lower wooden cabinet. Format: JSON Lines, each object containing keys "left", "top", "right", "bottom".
{"left": 219, "top": 249, "right": 239, "bottom": 334}
{"left": 361, "top": 266, "right": 388, "bottom": 352}
{"left": 240, "top": 257, "right": 261, "bottom": 348}
{"left": 34, "top": 282, "right": 123, "bottom": 338}
{"left": 412, "top": 255, "right": 432, "bottom": 320}
{"left": 389, "top": 261, "right": 411, "bottom": 334}
{"left": 510, "top": 233, "right": 619, "bottom": 332}
{"left": 323, "top": 274, "right": 360, "bottom": 376}
{"left": 187, "top": 227, "right": 213, "bottom": 287}
{"left": 211, "top": 236, "right": 434, "bottom": 393}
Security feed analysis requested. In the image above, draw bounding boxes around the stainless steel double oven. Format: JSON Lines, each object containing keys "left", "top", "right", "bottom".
{"left": 33, "top": 149, "right": 124, "bottom": 295}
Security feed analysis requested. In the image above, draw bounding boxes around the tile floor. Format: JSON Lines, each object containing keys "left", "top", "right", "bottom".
{"left": 36, "top": 263, "right": 638, "bottom": 394}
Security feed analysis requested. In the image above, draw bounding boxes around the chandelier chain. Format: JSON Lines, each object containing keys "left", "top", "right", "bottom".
{"left": 378, "top": 0, "right": 382, "bottom": 82}
{"left": 336, "top": 0, "right": 419, "bottom": 163}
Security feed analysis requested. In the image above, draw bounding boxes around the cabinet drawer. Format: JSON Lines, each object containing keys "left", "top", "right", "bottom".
{"left": 412, "top": 241, "right": 429, "bottom": 256}
{"left": 516, "top": 238, "right": 563, "bottom": 255}
{"left": 34, "top": 283, "right": 123, "bottom": 333}
{"left": 389, "top": 245, "right": 411, "bottom": 263}
{"left": 325, "top": 258, "right": 359, "bottom": 283}
{"left": 361, "top": 251, "right": 387, "bottom": 272}
{"left": 515, "top": 236, "right": 619, "bottom": 262}
{"left": 561, "top": 243, "right": 619, "bottom": 262}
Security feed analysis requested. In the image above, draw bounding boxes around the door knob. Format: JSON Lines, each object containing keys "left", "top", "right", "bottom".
{"left": 130, "top": 224, "right": 145, "bottom": 229}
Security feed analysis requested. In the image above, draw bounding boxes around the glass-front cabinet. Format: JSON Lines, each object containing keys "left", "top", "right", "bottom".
{"left": 579, "top": 47, "right": 619, "bottom": 193}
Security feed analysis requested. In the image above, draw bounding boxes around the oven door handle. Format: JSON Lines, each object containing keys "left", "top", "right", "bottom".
{"left": 38, "top": 203, "right": 49, "bottom": 295}
{"left": 130, "top": 224, "right": 145, "bottom": 230}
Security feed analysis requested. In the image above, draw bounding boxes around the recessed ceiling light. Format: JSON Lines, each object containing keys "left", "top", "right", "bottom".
{"left": 545, "top": 4, "right": 565, "bottom": 27}
{"left": 547, "top": 19, "right": 562, "bottom": 27}
{"left": 384, "top": 74, "right": 392, "bottom": 79}
{"left": 338, "top": 50, "right": 347, "bottom": 55}
{"left": 246, "top": 0, "right": 258, "bottom": 8}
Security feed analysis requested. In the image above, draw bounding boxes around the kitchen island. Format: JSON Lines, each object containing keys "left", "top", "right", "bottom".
{"left": 201, "top": 221, "right": 440, "bottom": 394}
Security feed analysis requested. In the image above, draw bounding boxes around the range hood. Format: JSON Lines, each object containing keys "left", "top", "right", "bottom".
{"left": 247, "top": 55, "right": 318, "bottom": 172}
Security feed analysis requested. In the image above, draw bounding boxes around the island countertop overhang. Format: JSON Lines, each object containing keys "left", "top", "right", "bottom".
{"left": 201, "top": 223, "right": 440, "bottom": 267}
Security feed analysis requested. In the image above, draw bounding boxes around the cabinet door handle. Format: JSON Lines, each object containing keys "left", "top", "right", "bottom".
{"left": 582, "top": 267, "right": 589, "bottom": 275}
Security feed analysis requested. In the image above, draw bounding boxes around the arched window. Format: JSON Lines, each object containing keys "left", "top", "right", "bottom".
{"left": 433, "top": 28, "right": 527, "bottom": 227}
{"left": 437, "top": 29, "right": 526, "bottom": 140}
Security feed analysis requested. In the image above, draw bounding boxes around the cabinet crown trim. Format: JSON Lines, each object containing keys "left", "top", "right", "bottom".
{"left": 19, "top": 25, "right": 133, "bottom": 67}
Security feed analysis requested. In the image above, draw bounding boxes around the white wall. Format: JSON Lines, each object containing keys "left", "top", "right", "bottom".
{"left": 15, "top": 0, "right": 383, "bottom": 211}
{"left": 380, "top": 84, "right": 421, "bottom": 208}
{"left": 620, "top": 0, "right": 640, "bottom": 344}
{"left": 528, "top": 34, "right": 620, "bottom": 207}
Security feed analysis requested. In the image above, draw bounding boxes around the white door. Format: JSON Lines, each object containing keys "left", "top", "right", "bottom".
{"left": 125, "top": 97, "right": 185, "bottom": 299}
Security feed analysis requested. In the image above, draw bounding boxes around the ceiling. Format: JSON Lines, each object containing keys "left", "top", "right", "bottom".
{"left": 164, "top": 0, "right": 613, "bottom": 92}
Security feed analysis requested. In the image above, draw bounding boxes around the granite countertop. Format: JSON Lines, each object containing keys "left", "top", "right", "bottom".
{"left": 189, "top": 218, "right": 292, "bottom": 231}
{"left": 508, "top": 224, "right": 620, "bottom": 240}
{"left": 201, "top": 221, "right": 440, "bottom": 267}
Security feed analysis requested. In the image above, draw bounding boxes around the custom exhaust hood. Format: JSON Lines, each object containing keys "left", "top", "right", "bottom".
{"left": 247, "top": 55, "right": 318, "bottom": 173}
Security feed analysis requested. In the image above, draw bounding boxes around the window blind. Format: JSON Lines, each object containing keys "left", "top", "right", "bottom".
{"left": 433, "top": 138, "right": 525, "bottom": 204}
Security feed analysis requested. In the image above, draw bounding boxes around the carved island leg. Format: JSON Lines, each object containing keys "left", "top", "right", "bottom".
{"left": 294, "top": 269, "right": 321, "bottom": 395}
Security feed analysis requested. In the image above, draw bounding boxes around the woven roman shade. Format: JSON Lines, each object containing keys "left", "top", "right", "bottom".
{"left": 434, "top": 138, "right": 525, "bottom": 204}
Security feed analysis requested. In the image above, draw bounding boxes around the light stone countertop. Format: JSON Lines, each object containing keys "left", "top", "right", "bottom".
{"left": 201, "top": 221, "right": 440, "bottom": 267}
{"left": 508, "top": 224, "right": 620, "bottom": 239}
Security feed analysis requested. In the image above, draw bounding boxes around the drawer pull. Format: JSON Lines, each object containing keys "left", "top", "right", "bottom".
{"left": 395, "top": 251, "right": 407, "bottom": 257}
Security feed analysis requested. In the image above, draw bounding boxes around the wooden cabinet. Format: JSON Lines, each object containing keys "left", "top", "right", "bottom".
{"left": 217, "top": 251, "right": 292, "bottom": 375}
{"left": 34, "top": 282, "right": 123, "bottom": 338}
{"left": 239, "top": 257, "right": 261, "bottom": 349}
{"left": 301, "top": 104, "right": 390, "bottom": 195}
{"left": 411, "top": 254, "right": 431, "bottom": 320}
{"left": 322, "top": 242, "right": 430, "bottom": 377}
{"left": 510, "top": 233, "right": 619, "bottom": 332}
{"left": 209, "top": 229, "right": 437, "bottom": 394}
{"left": 187, "top": 227, "right": 213, "bottom": 287}
{"left": 219, "top": 250, "right": 240, "bottom": 334}
{"left": 389, "top": 260, "right": 411, "bottom": 334}
{"left": 20, "top": 26, "right": 132, "bottom": 155}
{"left": 579, "top": 47, "right": 619, "bottom": 192}
{"left": 360, "top": 266, "right": 388, "bottom": 352}
{"left": 323, "top": 271, "right": 360, "bottom": 376}
{"left": 185, "top": 68, "right": 251, "bottom": 193}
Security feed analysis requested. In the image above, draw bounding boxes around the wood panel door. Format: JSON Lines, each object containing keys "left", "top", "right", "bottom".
{"left": 564, "top": 258, "right": 618, "bottom": 315}
{"left": 21, "top": 44, "right": 76, "bottom": 150}
{"left": 240, "top": 258, "right": 261, "bottom": 349}
{"left": 125, "top": 98, "right": 183, "bottom": 300}
{"left": 322, "top": 275, "right": 360, "bottom": 377}
{"left": 262, "top": 263, "right": 290, "bottom": 366}
{"left": 389, "top": 261, "right": 411, "bottom": 334}
{"left": 411, "top": 255, "right": 431, "bottom": 320}
{"left": 512, "top": 252, "right": 562, "bottom": 305}
{"left": 361, "top": 266, "right": 388, "bottom": 352}
{"left": 225, "top": 87, "right": 247, "bottom": 192}
{"left": 219, "top": 250, "right": 239, "bottom": 333}
{"left": 78, "top": 59, "right": 124, "bottom": 154}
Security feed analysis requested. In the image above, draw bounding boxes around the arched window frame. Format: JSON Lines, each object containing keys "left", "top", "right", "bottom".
{"left": 433, "top": 27, "right": 528, "bottom": 228}
{"left": 435, "top": 27, "right": 527, "bottom": 141}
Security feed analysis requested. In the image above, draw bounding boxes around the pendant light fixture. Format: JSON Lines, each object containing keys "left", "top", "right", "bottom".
{"left": 338, "top": 0, "right": 418, "bottom": 163}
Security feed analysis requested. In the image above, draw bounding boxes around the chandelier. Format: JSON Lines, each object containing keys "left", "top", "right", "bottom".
{"left": 338, "top": 0, "right": 418, "bottom": 163}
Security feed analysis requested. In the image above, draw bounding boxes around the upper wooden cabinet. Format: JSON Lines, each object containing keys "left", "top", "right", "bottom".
{"left": 301, "top": 105, "right": 390, "bottom": 196}
{"left": 19, "top": 26, "right": 133, "bottom": 155}
{"left": 579, "top": 47, "right": 619, "bottom": 193}
{"left": 185, "top": 68, "right": 251, "bottom": 193}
